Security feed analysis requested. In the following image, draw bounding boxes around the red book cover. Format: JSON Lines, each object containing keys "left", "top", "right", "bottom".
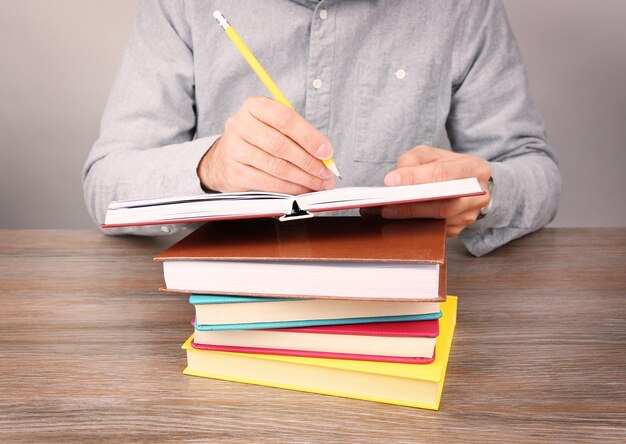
{"left": 265, "top": 319, "right": 439, "bottom": 336}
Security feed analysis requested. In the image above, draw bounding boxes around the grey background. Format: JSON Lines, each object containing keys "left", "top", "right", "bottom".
{"left": 1, "top": 0, "right": 625, "bottom": 229}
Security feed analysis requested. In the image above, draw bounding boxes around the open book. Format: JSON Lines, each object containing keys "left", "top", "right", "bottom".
{"left": 102, "top": 177, "right": 483, "bottom": 228}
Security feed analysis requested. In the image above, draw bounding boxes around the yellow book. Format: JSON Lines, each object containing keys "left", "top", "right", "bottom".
{"left": 182, "top": 296, "right": 457, "bottom": 410}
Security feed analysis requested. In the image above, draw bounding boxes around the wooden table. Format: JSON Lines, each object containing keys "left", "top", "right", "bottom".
{"left": 0, "top": 228, "right": 625, "bottom": 442}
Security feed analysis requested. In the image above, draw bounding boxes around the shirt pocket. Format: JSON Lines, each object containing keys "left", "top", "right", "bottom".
{"left": 354, "top": 59, "right": 440, "bottom": 163}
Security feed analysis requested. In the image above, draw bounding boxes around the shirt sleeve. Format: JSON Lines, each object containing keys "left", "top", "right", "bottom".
{"left": 448, "top": 0, "right": 562, "bottom": 256}
{"left": 82, "top": 0, "right": 219, "bottom": 236}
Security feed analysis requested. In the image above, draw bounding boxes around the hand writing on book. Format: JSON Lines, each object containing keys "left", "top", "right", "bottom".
{"left": 361, "top": 145, "right": 492, "bottom": 237}
{"left": 197, "top": 97, "right": 336, "bottom": 194}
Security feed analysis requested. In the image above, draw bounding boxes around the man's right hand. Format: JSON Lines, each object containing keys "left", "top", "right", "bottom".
{"left": 197, "top": 96, "right": 336, "bottom": 194}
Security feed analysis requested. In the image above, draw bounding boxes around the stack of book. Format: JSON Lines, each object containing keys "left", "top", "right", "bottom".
{"left": 106, "top": 179, "right": 479, "bottom": 409}
{"left": 154, "top": 217, "right": 457, "bottom": 410}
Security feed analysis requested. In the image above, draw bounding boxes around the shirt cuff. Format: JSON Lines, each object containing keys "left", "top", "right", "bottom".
{"left": 100, "top": 135, "right": 219, "bottom": 237}
{"left": 458, "top": 161, "right": 518, "bottom": 255}
{"left": 167, "top": 135, "right": 220, "bottom": 196}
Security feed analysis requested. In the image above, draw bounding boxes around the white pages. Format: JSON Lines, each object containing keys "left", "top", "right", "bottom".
{"left": 103, "top": 178, "right": 482, "bottom": 226}
{"left": 163, "top": 260, "right": 440, "bottom": 300}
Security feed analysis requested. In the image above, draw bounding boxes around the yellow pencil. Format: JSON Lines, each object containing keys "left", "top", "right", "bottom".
{"left": 213, "top": 10, "right": 341, "bottom": 179}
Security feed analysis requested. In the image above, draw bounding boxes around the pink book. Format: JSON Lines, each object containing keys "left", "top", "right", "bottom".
{"left": 191, "top": 319, "right": 439, "bottom": 364}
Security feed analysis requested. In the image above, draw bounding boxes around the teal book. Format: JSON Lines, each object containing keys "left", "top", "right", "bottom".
{"left": 190, "top": 294, "right": 442, "bottom": 331}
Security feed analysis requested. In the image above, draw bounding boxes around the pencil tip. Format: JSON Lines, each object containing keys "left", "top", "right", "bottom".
{"left": 325, "top": 161, "right": 342, "bottom": 180}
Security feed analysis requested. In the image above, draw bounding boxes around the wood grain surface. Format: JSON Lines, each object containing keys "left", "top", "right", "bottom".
{"left": 0, "top": 228, "right": 625, "bottom": 443}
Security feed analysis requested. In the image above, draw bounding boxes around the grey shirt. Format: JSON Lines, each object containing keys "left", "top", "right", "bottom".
{"left": 83, "top": 0, "right": 561, "bottom": 256}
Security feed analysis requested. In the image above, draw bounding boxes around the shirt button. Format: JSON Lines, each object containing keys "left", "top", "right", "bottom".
{"left": 395, "top": 69, "right": 407, "bottom": 80}
{"left": 160, "top": 226, "right": 170, "bottom": 233}
{"left": 312, "top": 78, "right": 322, "bottom": 89}
{"left": 319, "top": 9, "right": 328, "bottom": 20}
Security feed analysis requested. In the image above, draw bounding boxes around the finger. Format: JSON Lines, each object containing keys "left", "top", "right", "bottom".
{"left": 446, "top": 209, "right": 481, "bottom": 228}
{"left": 359, "top": 206, "right": 382, "bottom": 217}
{"left": 244, "top": 96, "right": 334, "bottom": 160}
{"left": 233, "top": 137, "right": 334, "bottom": 192}
{"left": 228, "top": 161, "right": 314, "bottom": 195}
{"left": 362, "top": 205, "right": 480, "bottom": 236}
{"left": 396, "top": 145, "right": 453, "bottom": 169}
{"left": 380, "top": 194, "right": 488, "bottom": 219}
{"left": 380, "top": 199, "right": 462, "bottom": 220}
{"left": 446, "top": 225, "right": 467, "bottom": 238}
{"left": 235, "top": 111, "right": 334, "bottom": 180}
{"left": 385, "top": 156, "right": 490, "bottom": 187}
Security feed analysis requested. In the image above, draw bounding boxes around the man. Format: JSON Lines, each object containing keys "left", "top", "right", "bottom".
{"left": 83, "top": 0, "right": 561, "bottom": 256}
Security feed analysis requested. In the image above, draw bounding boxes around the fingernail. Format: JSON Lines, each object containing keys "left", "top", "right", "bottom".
{"left": 316, "top": 143, "right": 333, "bottom": 159}
{"left": 322, "top": 179, "right": 335, "bottom": 190}
{"left": 382, "top": 207, "right": 397, "bottom": 218}
{"left": 319, "top": 167, "right": 333, "bottom": 179}
{"left": 384, "top": 172, "right": 401, "bottom": 187}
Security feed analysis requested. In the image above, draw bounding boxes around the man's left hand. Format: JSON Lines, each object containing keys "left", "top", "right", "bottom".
{"left": 360, "top": 145, "right": 492, "bottom": 237}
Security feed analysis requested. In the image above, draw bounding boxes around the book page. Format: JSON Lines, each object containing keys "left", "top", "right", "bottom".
{"left": 109, "top": 191, "right": 292, "bottom": 210}
{"left": 105, "top": 194, "right": 294, "bottom": 225}
{"left": 296, "top": 178, "right": 482, "bottom": 211}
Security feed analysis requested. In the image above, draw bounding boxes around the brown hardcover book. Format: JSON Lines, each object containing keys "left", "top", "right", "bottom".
{"left": 155, "top": 217, "right": 446, "bottom": 301}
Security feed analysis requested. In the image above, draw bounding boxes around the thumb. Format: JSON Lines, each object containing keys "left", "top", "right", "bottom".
{"left": 384, "top": 160, "right": 468, "bottom": 186}
{"left": 396, "top": 145, "right": 449, "bottom": 168}
{"left": 384, "top": 170, "right": 403, "bottom": 186}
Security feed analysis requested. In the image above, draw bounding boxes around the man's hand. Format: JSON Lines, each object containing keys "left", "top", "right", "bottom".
{"left": 197, "top": 96, "right": 336, "bottom": 194}
{"left": 361, "top": 145, "right": 492, "bottom": 237}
